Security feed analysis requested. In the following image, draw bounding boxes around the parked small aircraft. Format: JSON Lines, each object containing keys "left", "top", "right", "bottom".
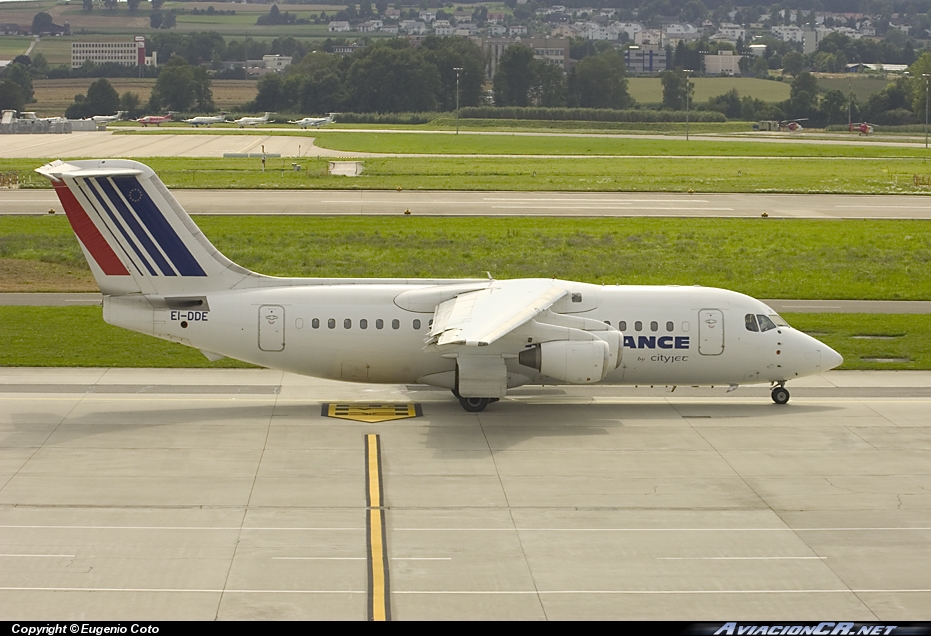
{"left": 91, "top": 111, "right": 127, "bottom": 124}
{"left": 137, "top": 114, "right": 174, "bottom": 127}
{"left": 234, "top": 112, "right": 272, "bottom": 127}
{"left": 184, "top": 114, "right": 227, "bottom": 127}
{"left": 289, "top": 114, "right": 335, "bottom": 128}
{"left": 850, "top": 121, "right": 874, "bottom": 135}
{"left": 36, "top": 159, "right": 844, "bottom": 412}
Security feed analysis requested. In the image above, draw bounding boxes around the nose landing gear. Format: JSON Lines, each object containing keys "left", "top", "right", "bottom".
{"left": 771, "top": 384, "right": 790, "bottom": 405}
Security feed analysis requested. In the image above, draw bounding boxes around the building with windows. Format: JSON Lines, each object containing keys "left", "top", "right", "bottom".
{"left": 624, "top": 46, "right": 667, "bottom": 74}
{"left": 71, "top": 37, "right": 151, "bottom": 69}
{"left": 483, "top": 37, "right": 569, "bottom": 79}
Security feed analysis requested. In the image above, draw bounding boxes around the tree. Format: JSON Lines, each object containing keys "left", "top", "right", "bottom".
{"left": 346, "top": 45, "right": 440, "bottom": 112}
{"left": 660, "top": 69, "right": 692, "bottom": 111}
{"left": 150, "top": 11, "right": 163, "bottom": 29}
{"left": 120, "top": 91, "right": 142, "bottom": 118}
{"left": 103, "top": 0, "right": 117, "bottom": 9}
{"left": 908, "top": 53, "right": 931, "bottom": 119}
{"left": 5, "top": 63, "right": 34, "bottom": 103}
{"left": 421, "top": 36, "right": 485, "bottom": 111}
{"left": 573, "top": 50, "right": 631, "bottom": 109}
{"left": 532, "top": 60, "right": 567, "bottom": 107}
{"left": 85, "top": 78, "right": 120, "bottom": 116}
{"left": 31, "top": 12, "right": 53, "bottom": 34}
{"left": 782, "top": 51, "right": 804, "bottom": 76}
{"left": 83, "top": 0, "right": 93, "bottom": 11}
{"left": 493, "top": 45, "right": 535, "bottom": 107}
{"left": 149, "top": 57, "right": 198, "bottom": 112}
{"left": 0, "top": 79, "right": 25, "bottom": 111}
{"left": 785, "top": 71, "right": 819, "bottom": 119}
{"left": 151, "top": 0, "right": 164, "bottom": 9}
{"left": 127, "top": 0, "right": 140, "bottom": 11}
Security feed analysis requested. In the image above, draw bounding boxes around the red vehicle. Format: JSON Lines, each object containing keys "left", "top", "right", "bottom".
{"left": 850, "top": 122, "right": 874, "bottom": 135}
{"left": 779, "top": 118, "right": 807, "bottom": 132}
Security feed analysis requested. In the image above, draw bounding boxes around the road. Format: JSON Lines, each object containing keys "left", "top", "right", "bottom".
{"left": 3, "top": 189, "right": 931, "bottom": 218}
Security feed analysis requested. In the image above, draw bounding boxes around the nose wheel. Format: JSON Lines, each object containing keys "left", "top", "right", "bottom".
{"left": 771, "top": 386, "right": 790, "bottom": 405}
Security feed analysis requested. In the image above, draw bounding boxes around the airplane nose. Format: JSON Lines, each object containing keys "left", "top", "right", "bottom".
{"left": 822, "top": 346, "right": 844, "bottom": 370}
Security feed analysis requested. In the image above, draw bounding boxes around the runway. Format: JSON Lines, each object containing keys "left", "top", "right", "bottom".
{"left": 3, "top": 189, "right": 931, "bottom": 218}
{"left": 1, "top": 368, "right": 929, "bottom": 620}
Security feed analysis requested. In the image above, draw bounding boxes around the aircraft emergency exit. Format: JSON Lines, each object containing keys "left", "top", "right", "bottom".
{"left": 37, "top": 159, "right": 843, "bottom": 412}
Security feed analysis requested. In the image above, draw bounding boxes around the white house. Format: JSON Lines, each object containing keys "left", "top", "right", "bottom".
{"left": 771, "top": 25, "right": 804, "bottom": 42}
{"left": 328, "top": 21, "right": 350, "bottom": 32}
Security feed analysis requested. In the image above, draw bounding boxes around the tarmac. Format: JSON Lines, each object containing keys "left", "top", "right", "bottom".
{"left": 2, "top": 189, "right": 931, "bottom": 218}
{"left": 1, "top": 368, "right": 930, "bottom": 620}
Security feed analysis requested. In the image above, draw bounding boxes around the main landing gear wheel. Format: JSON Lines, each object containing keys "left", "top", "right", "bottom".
{"left": 459, "top": 396, "right": 490, "bottom": 412}
{"left": 771, "top": 386, "right": 790, "bottom": 405}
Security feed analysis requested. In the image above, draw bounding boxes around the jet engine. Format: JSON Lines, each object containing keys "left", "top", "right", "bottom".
{"left": 519, "top": 339, "right": 612, "bottom": 384}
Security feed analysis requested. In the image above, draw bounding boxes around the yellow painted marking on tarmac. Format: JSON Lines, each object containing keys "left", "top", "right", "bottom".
{"left": 365, "top": 434, "right": 390, "bottom": 621}
{"left": 324, "top": 402, "right": 421, "bottom": 423}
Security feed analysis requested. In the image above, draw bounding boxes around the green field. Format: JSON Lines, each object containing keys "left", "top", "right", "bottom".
{"left": 3, "top": 215, "right": 931, "bottom": 300}
{"left": 816, "top": 75, "right": 896, "bottom": 102}
{"left": 0, "top": 35, "right": 30, "bottom": 59}
{"left": 629, "top": 77, "right": 792, "bottom": 105}
{"left": 0, "top": 307, "right": 927, "bottom": 370}
{"left": 5, "top": 153, "right": 931, "bottom": 194}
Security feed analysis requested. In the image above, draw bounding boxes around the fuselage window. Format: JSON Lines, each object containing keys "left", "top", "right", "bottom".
{"left": 392, "top": 319, "right": 400, "bottom": 330}
{"left": 619, "top": 321, "right": 627, "bottom": 331}
{"left": 360, "top": 319, "right": 368, "bottom": 329}
{"left": 757, "top": 314, "right": 777, "bottom": 332}
{"left": 745, "top": 313, "right": 759, "bottom": 332}
{"left": 344, "top": 319, "right": 351, "bottom": 329}
{"left": 413, "top": 319, "right": 421, "bottom": 330}
{"left": 604, "top": 320, "right": 611, "bottom": 326}
{"left": 376, "top": 319, "right": 384, "bottom": 330}
{"left": 328, "top": 318, "right": 335, "bottom": 329}
{"left": 666, "top": 321, "right": 674, "bottom": 332}
{"left": 312, "top": 318, "right": 320, "bottom": 329}
{"left": 650, "top": 321, "right": 658, "bottom": 332}
{"left": 571, "top": 293, "right": 582, "bottom": 302}
{"left": 635, "top": 321, "right": 642, "bottom": 332}
{"left": 682, "top": 321, "right": 690, "bottom": 332}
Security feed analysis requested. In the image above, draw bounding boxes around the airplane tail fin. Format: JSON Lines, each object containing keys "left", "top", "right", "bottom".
{"left": 37, "top": 159, "right": 255, "bottom": 297}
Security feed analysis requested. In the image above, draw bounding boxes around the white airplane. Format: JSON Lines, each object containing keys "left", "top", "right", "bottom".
{"left": 35, "top": 159, "right": 843, "bottom": 413}
{"left": 184, "top": 114, "right": 226, "bottom": 127}
{"left": 289, "top": 114, "right": 334, "bottom": 128}
{"left": 91, "top": 111, "right": 127, "bottom": 124}
{"left": 234, "top": 112, "right": 272, "bottom": 128}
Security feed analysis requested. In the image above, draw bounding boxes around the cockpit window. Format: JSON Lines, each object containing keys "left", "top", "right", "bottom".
{"left": 770, "top": 313, "right": 788, "bottom": 327}
{"left": 757, "top": 314, "right": 777, "bottom": 332}
{"left": 745, "top": 313, "right": 759, "bottom": 332}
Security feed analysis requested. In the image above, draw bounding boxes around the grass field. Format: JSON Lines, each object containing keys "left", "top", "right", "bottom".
{"left": 629, "top": 77, "right": 792, "bottom": 105}
{"left": 816, "top": 74, "right": 896, "bottom": 102}
{"left": 0, "top": 35, "right": 31, "bottom": 59}
{"left": 30, "top": 78, "right": 257, "bottom": 116}
{"left": 3, "top": 215, "right": 930, "bottom": 300}
{"left": 0, "top": 307, "right": 926, "bottom": 370}
{"left": 5, "top": 153, "right": 931, "bottom": 194}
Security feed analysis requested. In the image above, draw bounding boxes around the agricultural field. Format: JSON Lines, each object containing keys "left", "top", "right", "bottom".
{"left": 816, "top": 74, "right": 896, "bottom": 101}
{"left": 30, "top": 78, "right": 257, "bottom": 116}
{"left": 0, "top": 35, "right": 31, "bottom": 59}
{"left": 628, "top": 77, "right": 792, "bottom": 105}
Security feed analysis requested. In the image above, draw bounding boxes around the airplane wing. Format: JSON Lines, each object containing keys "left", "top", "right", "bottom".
{"left": 425, "top": 279, "right": 567, "bottom": 348}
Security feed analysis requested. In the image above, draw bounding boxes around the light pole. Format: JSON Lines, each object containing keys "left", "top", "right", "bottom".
{"left": 923, "top": 73, "right": 930, "bottom": 149}
{"left": 454, "top": 67, "right": 463, "bottom": 135}
{"left": 684, "top": 69, "right": 693, "bottom": 141}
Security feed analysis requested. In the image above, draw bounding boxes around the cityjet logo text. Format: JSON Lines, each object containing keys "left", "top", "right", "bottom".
{"left": 713, "top": 623, "right": 898, "bottom": 636}
{"left": 622, "top": 335, "right": 689, "bottom": 350}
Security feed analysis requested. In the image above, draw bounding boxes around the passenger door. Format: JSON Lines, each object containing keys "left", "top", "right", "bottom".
{"left": 698, "top": 309, "right": 724, "bottom": 355}
{"left": 258, "top": 305, "right": 285, "bottom": 352}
